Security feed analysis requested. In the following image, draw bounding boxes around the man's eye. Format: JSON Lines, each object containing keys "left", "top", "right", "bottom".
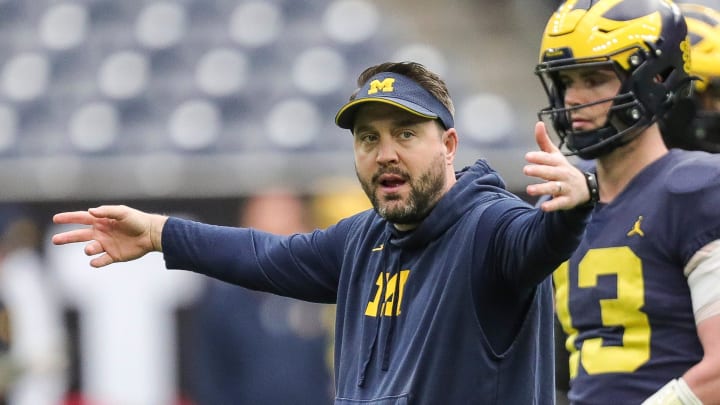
{"left": 399, "top": 131, "right": 414, "bottom": 139}
{"left": 361, "top": 134, "right": 378, "bottom": 143}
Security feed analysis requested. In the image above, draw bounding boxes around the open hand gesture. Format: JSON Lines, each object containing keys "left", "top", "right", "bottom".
{"left": 52, "top": 205, "right": 167, "bottom": 268}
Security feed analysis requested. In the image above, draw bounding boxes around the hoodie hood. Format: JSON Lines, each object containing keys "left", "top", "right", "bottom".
{"left": 386, "top": 159, "right": 513, "bottom": 249}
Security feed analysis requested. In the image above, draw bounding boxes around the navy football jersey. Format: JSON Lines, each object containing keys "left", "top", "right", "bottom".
{"left": 554, "top": 150, "right": 720, "bottom": 404}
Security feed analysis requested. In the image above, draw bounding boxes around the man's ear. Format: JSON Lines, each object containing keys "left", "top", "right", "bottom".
{"left": 443, "top": 127, "right": 458, "bottom": 163}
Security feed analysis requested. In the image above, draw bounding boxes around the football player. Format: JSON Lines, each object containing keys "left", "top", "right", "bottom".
{"left": 536, "top": 0, "right": 720, "bottom": 403}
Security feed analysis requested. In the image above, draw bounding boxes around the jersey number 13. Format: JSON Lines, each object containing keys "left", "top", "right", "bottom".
{"left": 554, "top": 246, "right": 651, "bottom": 378}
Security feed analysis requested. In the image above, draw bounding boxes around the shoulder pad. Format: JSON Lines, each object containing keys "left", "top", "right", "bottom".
{"left": 666, "top": 152, "right": 720, "bottom": 194}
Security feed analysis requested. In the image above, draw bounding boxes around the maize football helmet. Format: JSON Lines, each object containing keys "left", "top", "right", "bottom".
{"left": 663, "top": 0, "right": 720, "bottom": 152}
{"left": 536, "top": 0, "right": 693, "bottom": 159}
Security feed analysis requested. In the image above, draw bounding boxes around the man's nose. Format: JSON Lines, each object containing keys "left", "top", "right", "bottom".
{"left": 376, "top": 137, "right": 399, "bottom": 164}
{"left": 564, "top": 85, "right": 584, "bottom": 107}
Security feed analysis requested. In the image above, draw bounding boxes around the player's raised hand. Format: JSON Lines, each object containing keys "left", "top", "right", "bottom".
{"left": 52, "top": 205, "right": 168, "bottom": 268}
{"left": 523, "top": 122, "right": 592, "bottom": 211}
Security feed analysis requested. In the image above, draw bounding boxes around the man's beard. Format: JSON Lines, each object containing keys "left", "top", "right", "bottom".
{"left": 357, "top": 156, "right": 446, "bottom": 225}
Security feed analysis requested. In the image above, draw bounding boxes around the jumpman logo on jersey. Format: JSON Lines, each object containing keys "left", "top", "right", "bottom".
{"left": 627, "top": 216, "right": 645, "bottom": 237}
{"left": 372, "top": 244, "right": 384, "bottom": 252}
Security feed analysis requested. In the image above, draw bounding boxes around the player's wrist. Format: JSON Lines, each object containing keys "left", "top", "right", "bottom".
{"left": 641, "top": 378, "right": 702, "bottom": 405}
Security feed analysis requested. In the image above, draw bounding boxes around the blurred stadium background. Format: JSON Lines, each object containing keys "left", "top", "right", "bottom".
{"left": 0, "top": 0, "right": 557, "bottom": 201}
{"left": 0, "top": 0, "right": 561, "bottom": 404}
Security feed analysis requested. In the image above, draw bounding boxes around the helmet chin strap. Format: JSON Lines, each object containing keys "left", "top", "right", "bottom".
{"left": 541, "top": 95, "right": 643, "bottom": 159}
{"left": 562, "top": 76, "right": 695, "bottom": 159}
{"left": 565, "top": 118, "right": 655, "bottom": 159}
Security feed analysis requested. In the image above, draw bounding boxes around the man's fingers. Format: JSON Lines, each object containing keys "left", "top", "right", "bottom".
{"left": 53, "top": 211, "right": 94, "bottom": 225}
{"left": 525, "top": 123, "right": 562, "bottom": 167}
{"left": 52, "top": 228, "right": 95, "bottom": 245}
{"left": 89, "top": 205, "right": 127, "bottom": 220}
{"left": 90, "top": 254, "right": 114, "bottom": 268}
{"left": 523, "top": 163, "right": 558, "bottom": 181}
{"left": 538, "top": 197, "right": 566, "bottom": 212}
{"left": 84, "top": 240, "right": 105, "bottom": 256}
{"left": 534, "top": 122, "right": 560, "bottom": 154}
{"left": 526, "top": 180, "right": 563, "bottom": 197}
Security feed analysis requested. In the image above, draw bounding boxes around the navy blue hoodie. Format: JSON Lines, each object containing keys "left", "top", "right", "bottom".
{"left": 163, "top": 159, "right": 589, "bottom": 404}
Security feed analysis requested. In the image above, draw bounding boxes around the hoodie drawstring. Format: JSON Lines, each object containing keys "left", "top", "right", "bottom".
{"left": 358, "top": 234, "right": 392, "bottom": 387}
{"left": 358, "top": 233, "right": 405, "bottom": 385}
{"left": 357, "top": 273, "right": 385, "bottom": 387}
{"left": 381, "top": 263, "right": 401, "bottom": 371}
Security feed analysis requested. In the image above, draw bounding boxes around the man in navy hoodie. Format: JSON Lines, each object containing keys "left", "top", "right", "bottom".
{"left": 52, "top": 61, "right": 598, "bottom": 404}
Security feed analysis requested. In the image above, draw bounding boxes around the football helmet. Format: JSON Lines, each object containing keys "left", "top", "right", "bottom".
{"left": 535, "top": 0, "right": 693, "bottom": 159}
{"left": 663, "top": 1, "right": 720, "bottom": 152}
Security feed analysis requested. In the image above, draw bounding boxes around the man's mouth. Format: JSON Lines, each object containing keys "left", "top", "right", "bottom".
{"left": 571, "top": 118, "right": 593, "bottom": 130}
{"left": 377, "top": 174, "right": 407, "bottom": 192}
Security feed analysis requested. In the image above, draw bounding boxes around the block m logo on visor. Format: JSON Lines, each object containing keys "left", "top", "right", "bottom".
{"left": 368, "top": 78, "right": 395, "bottom": 95}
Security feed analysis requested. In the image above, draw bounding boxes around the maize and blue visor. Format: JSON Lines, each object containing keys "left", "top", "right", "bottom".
{"left": 334, "top": 72, "right": 454, "bottom": 130}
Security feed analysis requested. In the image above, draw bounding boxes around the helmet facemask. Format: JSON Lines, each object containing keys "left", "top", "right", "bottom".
{"left": 537, "top": 53, "right": 635, "bottom": 159}
{"left": 536, "top": 0, "right": 693, "bottom": 160}
{"left": 537, "top": 44, "right": 692, "bottom": 160}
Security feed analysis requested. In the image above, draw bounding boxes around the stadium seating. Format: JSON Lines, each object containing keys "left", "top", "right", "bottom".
{"left": 0, "top": 0, "right": 535, "bottom": 200}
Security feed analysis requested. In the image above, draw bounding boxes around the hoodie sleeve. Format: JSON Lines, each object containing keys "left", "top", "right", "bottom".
{"left": 161, "top": 217, "right": 348, "bottom": 303}
{"left": 488, "top": 200, "right": 591, "bottom": 289}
